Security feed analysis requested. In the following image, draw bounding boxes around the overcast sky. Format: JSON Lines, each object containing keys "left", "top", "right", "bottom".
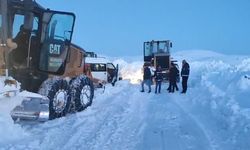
{"left": 37, "top": 0, "right": 250, "bottom": 56}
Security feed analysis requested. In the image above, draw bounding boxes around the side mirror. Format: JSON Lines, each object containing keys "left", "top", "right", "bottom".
{"left": 170, "top": 42, "right": 173, "bottom": 48}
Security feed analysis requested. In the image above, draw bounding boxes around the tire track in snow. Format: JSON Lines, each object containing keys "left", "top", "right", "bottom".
{"left": 138, "top": 90, "right": 214, "bottom": 150}
{"left": 42, "top": 82, "right": 134, "bottom": 150}
{"left": 20, "top": 81, "right": 150, "bottom": 150}
{"left": 62, "top": 83, "right": 152, "bottom": 150}
{"left": 170, "top": 94, "right": 216, "bottom": 150}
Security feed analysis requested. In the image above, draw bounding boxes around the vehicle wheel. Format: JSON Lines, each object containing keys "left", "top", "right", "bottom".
{"left": 71, "top": 75, "right": 94, "bottom": 112}
{"left": 39, "top": 78, "right": 71, "bottom": 120}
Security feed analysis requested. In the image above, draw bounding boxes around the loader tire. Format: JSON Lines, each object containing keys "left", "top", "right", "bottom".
{"left": 71, "top": 75, "right": 94, "bottom": 112}
{"left": 39, "top": 78, "right": 71, "bottom": 120}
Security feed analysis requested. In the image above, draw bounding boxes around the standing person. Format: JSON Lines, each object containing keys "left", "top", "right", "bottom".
{"left": 181, "top": 60, "right": 190, "bottom": 93}
{"left": 175, "top": 64, "right": 179, "bottom": 91}
{"left": 141, "top": 63, "right": 152, "bottom": 93}
{"left": 154, "top": 65, "right": 163, "bottom": 94}
{"left": 168, "top": 63, "right": 179, "bottom": 93}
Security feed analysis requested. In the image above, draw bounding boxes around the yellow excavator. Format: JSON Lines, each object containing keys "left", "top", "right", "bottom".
{"left": 0, "top": 0, "right": 95, "bottom": 121}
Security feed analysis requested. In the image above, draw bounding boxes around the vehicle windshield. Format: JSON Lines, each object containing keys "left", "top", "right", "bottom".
{"left": 144, "top": 41, "right": 170, "bottom": 57}
{"left": 90, "top": 63, "right": 106, "bottom": 72}
{"left": 144, "top": 42, "right": 151, "bottom": 57}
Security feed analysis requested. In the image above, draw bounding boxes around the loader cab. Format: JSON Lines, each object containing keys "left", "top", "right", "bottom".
{"left": 143, "top": 40, "right": 172, "bottom": 79}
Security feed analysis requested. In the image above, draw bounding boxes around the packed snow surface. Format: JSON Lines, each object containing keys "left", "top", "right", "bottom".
{"left": 0, "top": 50, "right": 250, "bottom": 150}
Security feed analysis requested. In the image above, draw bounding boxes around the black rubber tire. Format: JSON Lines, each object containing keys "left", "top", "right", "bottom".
{"left": 40, "top": 79, "right": 71, "bottom": 120}
{"left": 71, "top": 75, "right": 94, "bottom": 112}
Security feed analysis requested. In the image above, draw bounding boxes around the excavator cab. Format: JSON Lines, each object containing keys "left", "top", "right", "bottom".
{"left": 143, "top": 40, "right": 172, "bottom": 80}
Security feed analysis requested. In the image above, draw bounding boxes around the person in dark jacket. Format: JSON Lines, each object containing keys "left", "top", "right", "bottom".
{"left": 181, "top": 60, "right": 190, "bottom": 93}
{"left": 141, "top": 63, "right": 152, "bottom": 93}
{"left": 12, "top": 24, "right": 31, "bottom": 65}
{"left": 167, "top": 64, "right": 179, "bottom": 92}
{"left": 168, "top": 63, "right": 179, "bottom": 93}
{"left": 154, "top": 65, "right": 163, "bottom": 94}
{"left": 174, "top": 64, "right": 179, "bottom": 91}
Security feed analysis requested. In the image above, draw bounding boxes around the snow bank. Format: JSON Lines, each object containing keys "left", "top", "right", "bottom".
{"left": 0, "top": 96, "right": 29, "bottom": 146}
{"left": 172, "top": 50, "right": 250, "bottom": 150}
{"left": 172, "top": 50, "right": 225, "bottom": 62}
{"left": 0, "top": 77, "right": 20, "bottom": 98}
{"left": 113, "top": 59, "right": 143, "bottom": 84}
{"left": 0, "top": 77, "right": 36, "bottom": 146}
{"left": 236, "top": 58, "right": 250, "bottom": 72}
{"left": 238, "top": 76, "right": 250, "bottom": 90}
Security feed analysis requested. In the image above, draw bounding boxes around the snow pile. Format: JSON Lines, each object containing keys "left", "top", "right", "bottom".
{"left": 238, "top": 76, "right": 250, "bottom": 90}
{"left": 0, "top": 95, "right": 28, "bottom": 146}
{"left": 113, "top": 59, "right": 143, "bottom": 84}
{"left": 0, "top": 77, "right": 21, "bottom": 98}
{"left": 0, "top": 77, "right": 32, "bottom": 146}
{"left": 173, "top": 50, "right": 225, "bottom": 62}
{"left": 171, "top": 50, "right": 250, "bottom": 150}
{"left": 236, "top": 58, "right": 250, "bottom": 72}
{"left": 0, "top": 109, "right": 29, "bottom": 146}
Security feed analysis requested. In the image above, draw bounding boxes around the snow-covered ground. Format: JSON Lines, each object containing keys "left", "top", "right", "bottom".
{"left": 0, "top": 50, "right": 250, "bottom": 150}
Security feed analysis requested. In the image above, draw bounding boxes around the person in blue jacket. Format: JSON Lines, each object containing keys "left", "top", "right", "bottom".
{"left": 154, "top": 65, "right": 163, "bottom": 94}
{"left": 181, "top": 60, "right": 190, "bottom": 93}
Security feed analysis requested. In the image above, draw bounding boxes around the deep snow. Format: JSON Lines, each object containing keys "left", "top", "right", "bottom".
{"left": 0, "top": 50, "right": 250, "bottom": 150}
